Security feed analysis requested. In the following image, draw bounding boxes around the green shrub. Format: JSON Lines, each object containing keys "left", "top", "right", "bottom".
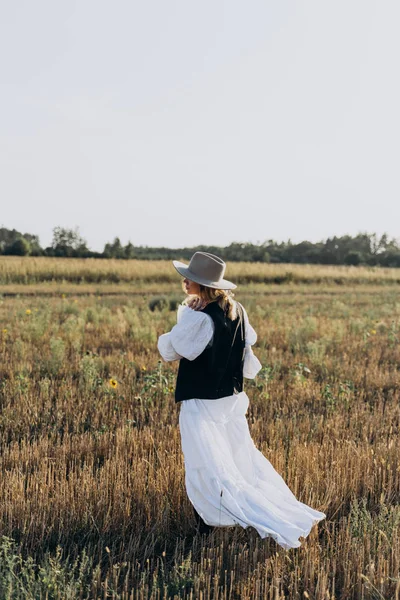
{"left": 148, "top": 296, "right": 169, "bottom": 312}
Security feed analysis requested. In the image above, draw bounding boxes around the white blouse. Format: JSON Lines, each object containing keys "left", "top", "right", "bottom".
{"left": 157, "top": 302, "right": 262, "bottom": 379}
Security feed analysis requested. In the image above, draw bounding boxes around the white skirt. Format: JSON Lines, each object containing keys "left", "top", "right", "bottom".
{"left": 179, "top": 391, "right": 326, "bottom": 550}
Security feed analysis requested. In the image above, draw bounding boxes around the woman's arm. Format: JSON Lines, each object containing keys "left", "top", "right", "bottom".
{"left": 240, "top": 304, "right": 262, "bottom": 379}
{"left": 157, "top": 306, "right": 214, "bottom": 362}
{"left": 157, "top": 332, "right": 183, "bottom": 361}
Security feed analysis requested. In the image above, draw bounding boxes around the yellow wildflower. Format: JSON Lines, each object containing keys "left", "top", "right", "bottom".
{"left": 61, "top": 293, "right": 66, "bottom": 299}
{"left": 25, "top": 309, "right": 31, "bottom": 315}
{"left": 109, "top": 378, "right": 118, "bottom": 389}
{"left": 370, "top": 329, "right": 376, "bottom": 335}
{"left": 2, "top": 328, "right": 7, "bottom": 335}
{"left": 141, "top": 365, "right": 147, "bottom": 372}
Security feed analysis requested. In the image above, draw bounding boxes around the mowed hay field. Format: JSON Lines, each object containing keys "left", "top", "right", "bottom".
{"left": 0, "top": 257, "right": 399, "bottom": 599}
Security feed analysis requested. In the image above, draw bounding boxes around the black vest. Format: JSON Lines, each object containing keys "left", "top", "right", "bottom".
{"left": 175, "top": 301, "right": 245, "bottom": 403}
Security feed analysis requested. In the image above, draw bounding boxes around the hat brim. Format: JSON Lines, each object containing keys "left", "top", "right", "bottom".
{"left": 172, "top": 260, "right": 237, "bottom": 290}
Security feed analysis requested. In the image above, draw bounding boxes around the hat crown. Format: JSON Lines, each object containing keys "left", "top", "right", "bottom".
{"left": 188, "top": 252, "right": 226, "bottom": 283}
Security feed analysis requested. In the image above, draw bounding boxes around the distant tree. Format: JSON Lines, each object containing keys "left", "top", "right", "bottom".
{"left": 344, "top": 250, "right": 363, "bottom": 266}
{"left": 0, "top": 227, "right": 43, "bottom": 255}
{"left": 24, "top": 233, "right": 42, "bottom": 255}
{"left": 0, "top": 227, "right": 18, "bottom": 247}
{"left": 124, "top": 241, "right": 135, "bottom": 259}
{"left": 51, "top": 226, "right": 89, "bottom": 257}
{"left": 103, "top": 237, "right": 125, "bottom": 259}
{"left": 224, "top": 242, "right": 270, "bottom": 262}
{"left": 284, "top": 241, "right": 321, "bottom": 264}
{"left": 3, "top": 237, "right": 31, "bottom": 256}
{"left": 0, "top": 227, "right": 27, "bottom": 254}
{"left": 378, "top": 250, "right": 400, "bottom": 268}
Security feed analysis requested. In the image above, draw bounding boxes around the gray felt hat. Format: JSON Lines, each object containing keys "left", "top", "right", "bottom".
{"left": 172, "top": 252, "right": 237, "bottom": 290}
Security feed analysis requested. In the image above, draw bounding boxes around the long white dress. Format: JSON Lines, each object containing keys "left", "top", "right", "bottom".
{"left": 157, "top": 303, "right": 326, "bottom": 550}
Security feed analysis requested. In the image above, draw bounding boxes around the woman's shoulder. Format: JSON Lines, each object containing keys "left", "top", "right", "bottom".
{"left": 235, "top": 300, "right": 247, "bottom": 314}
{"left": 177, "top": 302, "right": 213, "bottom": 325}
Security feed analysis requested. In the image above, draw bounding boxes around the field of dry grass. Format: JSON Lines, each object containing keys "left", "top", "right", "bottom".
{"left": 2, "top": 256, "right": 400, "bottom": 285}
{"left": 0, "top": 257, "right": 399, "bottom": 598}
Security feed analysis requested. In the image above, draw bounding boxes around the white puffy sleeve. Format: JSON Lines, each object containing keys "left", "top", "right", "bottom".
{"left": 157, "top": 305, "right": 215, "bottom": 362}
{"left": 241, "top": 304, "right": 262, "bottom": 379}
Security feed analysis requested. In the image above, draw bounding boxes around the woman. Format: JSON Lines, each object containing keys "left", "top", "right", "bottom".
{"left": 157, "top": 252, "right": 326, "bottom": 549}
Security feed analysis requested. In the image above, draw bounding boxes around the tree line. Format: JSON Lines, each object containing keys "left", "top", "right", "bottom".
{"left": 1, "top": 226, "right": 400, "bottom": 267}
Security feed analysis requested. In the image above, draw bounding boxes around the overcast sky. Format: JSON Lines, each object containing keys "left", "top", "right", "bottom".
{"left": 1, "top": 1, "right": 399, "bottom": 251}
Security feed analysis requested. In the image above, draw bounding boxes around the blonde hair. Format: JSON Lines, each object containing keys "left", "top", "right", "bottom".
{"left": 182, "top": 281, "right": 239, "bottom": 320}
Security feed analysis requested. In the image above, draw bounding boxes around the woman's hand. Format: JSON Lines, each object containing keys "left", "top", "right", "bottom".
{"left": 187, "top": 296, "right": 207, "bottom": 311}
